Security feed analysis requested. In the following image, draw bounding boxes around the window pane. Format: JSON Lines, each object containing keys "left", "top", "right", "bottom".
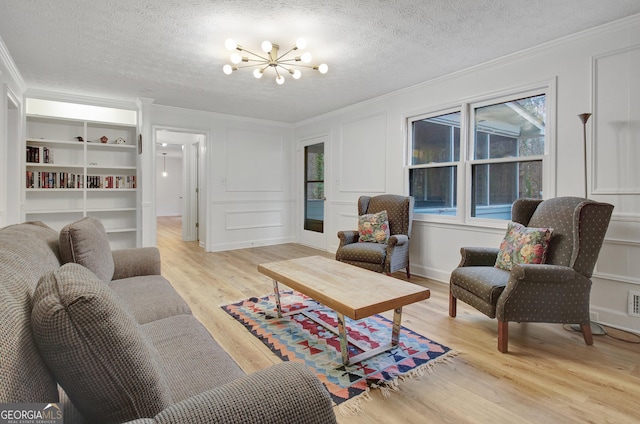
{"left": 471, "top": 160, "right": 542, "bottom": 219}
{"left": 409, "top": 167, "right": 457, "bottom": 215}
{"left": 411, "top": 112, "right": 461, "bottom": 165}
{"left": 474, "top": 94, "right": 545, "bottom": 159}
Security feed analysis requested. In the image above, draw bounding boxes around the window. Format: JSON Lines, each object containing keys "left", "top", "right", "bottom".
{"left": 408, "top": 111, "right": 461, "bottom": 216}
{"left": 407, "top": 90, "right": 548, "bottom": 222}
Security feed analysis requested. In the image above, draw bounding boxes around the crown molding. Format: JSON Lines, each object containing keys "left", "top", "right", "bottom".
{"left": 0, "top": 35, "right": 26, "bottom": 93}
{"left": 24, "top": 89, "right": 138, "bottom": 111}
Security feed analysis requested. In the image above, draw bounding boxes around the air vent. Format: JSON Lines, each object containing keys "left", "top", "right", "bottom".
{"left": 629, "top": 291, "right": 640, "bottom": 317}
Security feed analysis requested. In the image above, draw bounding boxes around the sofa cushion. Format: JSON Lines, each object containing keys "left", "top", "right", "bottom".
{"left": 495, "top": 221, "right": 553, "bottom": 271}
{"left": 110, "top": 275, "right": 192, "bottom": 324}
{"left": 59, "top": 217, "right": 114, "bottom": 282}
{"left": 358, "top": 210, "right": 390, "bottom": 243}
{"left": 142, "top": 314, "right": 246, "bottom": 402}
{"left": 31, "top": 263, "right": 172, "bottom": 424}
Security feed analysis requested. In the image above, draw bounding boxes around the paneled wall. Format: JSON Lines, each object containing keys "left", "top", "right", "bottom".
{"left": 149, "top": 105, "right": 295, "bottom": 252}
{"left": 295, "top": 15, "right": 640, "bottom": 332}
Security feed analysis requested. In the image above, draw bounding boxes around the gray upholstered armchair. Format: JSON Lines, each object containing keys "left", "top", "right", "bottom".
{"left": 336, "top": 194, "right": 414, "bottom": 277}
{"left": 449, "top": 197, "right": 613, "bottom": 353}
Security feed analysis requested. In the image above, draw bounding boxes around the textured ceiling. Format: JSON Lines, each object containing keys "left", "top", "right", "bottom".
{"left": 1, "top": 0, "right": 639, "bottom": 123}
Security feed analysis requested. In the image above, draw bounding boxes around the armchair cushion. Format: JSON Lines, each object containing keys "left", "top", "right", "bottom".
{"left": 31, "top": 263, "right": 172, "bottom": 423}
{"left": 357, "top": 210, "right": 390, "bottom": 243}
{"left": 495, "top": 222, "right": 553, "bottom": 271}
{"left": 336, "top": 241, "right": 386, "bottom": 264}
{"left": 59, "top": 216, "right": 114, "bottom": 283}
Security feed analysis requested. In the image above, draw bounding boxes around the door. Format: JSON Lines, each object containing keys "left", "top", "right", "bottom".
{"left": 300, "top": 136, "right": 327, "bottom": 249}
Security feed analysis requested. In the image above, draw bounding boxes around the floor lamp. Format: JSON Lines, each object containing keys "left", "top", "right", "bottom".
{"left": 578, "top": 113, "right": 592, "bottom": 199}
{"left": 575, "top": 113, "right": 605, "bottom": 335}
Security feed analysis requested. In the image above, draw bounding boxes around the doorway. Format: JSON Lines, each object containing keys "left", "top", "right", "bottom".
{"left": 155, "top": 128, "right": 205, "bottom": 245}
{"left": 299, "top": 135, "right": 327, "bottom": 249}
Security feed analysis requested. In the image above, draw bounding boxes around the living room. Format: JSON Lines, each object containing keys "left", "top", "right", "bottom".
{"left": 0, "top": 2, "right": 639, "bottom": 423}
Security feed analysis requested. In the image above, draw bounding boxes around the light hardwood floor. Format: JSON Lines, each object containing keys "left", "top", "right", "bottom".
{"left": 157, "top": 216, "right": 640, "bottom": 424}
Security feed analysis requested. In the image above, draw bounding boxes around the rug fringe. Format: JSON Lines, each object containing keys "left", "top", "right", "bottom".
{"left": 339, "top": 349, "right": 459, "bottom": 415}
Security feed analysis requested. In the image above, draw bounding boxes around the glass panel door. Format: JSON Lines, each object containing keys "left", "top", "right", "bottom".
{"left": 304, "top": 143, "right": 324, "bottom": 233}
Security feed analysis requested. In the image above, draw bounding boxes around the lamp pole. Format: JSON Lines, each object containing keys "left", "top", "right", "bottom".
{"left": 578, "top": 113, "right": 592, "bottom": 199}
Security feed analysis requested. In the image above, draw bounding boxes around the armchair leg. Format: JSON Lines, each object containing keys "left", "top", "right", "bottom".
{"left": 406, "top": 264, "right": 411, "bottom": 279}
{"left": 581, "top": 322, "right": 594, "bottom": 346}
{"left": 448, "top": 292, "right": 457, "bottom": 318}
{"left": 498, "top": 320, "right": 508, "bottom": 353}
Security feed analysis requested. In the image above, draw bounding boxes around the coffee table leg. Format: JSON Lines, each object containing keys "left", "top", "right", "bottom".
{"left": 272, "top": 279, "right": 283, "bottom": 318}
{"left": 337, "top": 312, "right": 349, "bottom": 365}
{"left": 392, "top": 307, "right": 402, "bottom": 346}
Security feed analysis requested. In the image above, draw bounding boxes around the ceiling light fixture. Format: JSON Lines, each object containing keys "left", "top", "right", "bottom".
{"left": 162, "top": 153, "right": 168, "bottom": 177}
{"left": 222, "top": 38, "right": 328, "bottom": 85}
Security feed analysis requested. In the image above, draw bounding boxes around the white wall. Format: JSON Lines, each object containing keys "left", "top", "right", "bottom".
{"left": 149, "top": 105, "right": 296, "bottom": 252}
{"left": 156, "top": 154, "right": 183, "bottom": 216}
{"left": 0, "top": 37, "right": 27, "bottom": 228}
{"left": 294, "top": 15, "right": 640, "bottom": 332}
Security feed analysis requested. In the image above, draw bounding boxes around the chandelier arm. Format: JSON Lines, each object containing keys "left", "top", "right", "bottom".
{"left": 275, "top": 46, "right": 297, "bottom": 61}
{"left": 237, "top": 48, "right": 269, "bottom": 61}
{"left": 233, "top": 62, "right": 269, "bottom": 69}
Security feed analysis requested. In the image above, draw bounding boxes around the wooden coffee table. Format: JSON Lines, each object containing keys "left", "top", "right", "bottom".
{"left": 257, "top": 255, "right": 430, "bottom": 365}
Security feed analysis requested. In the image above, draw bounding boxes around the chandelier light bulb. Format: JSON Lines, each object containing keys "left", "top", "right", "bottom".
{"left": 276, "top": 75, "right": 285, "bottom": 85}
{"left": 222, "top": 64, "right": 234, "bottom": 75}
{"left": 261, "top": 40, "right": 273, "bottom": 53}
{"left": 253, "top": 68, "right": 263, "bottom": 79}
{"left": 230, "top": 53, "right": 242, "bottom": 64}
{"left": 301, "top": 52, "right": 312, "bottom": 63}
{"left": 224, "top": 38, "right": 237, "bottom": 51}
{"left": 295, "top": 37, "right": 307, "bottom": 50}
{"left": 291, "top": 69, "right": 302, "bottom": 79}
{"left": 318, "top": 63, "right": 328, "bottom": 74}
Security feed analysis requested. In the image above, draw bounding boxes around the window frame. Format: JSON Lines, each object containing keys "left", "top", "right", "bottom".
{"left": 406, "top": 80, "right": 556, "bottom": 227}
{"left": 406, "top": 106, "right": 465, "bottom": 223}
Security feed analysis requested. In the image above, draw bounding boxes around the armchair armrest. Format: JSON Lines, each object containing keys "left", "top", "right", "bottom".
{"left": 127, "top": 362, "right": 336, "bottom": 424}
{"left": 388, "top": 234, "right": 408, "bottom": 247}
{"left": 458, "top": 247, "right": 500, "bottom": 267}
{"left": 337, "top": 230, "right": 359, "bottom": 246}
{"left": 112, "top": 247, "right": 162, "bottom": 280}
{"left": 497, "top": 264, "right": 592, "bottom": 322}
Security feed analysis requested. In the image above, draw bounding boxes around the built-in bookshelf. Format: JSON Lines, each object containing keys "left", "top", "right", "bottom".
{"left": 24, "top": 109, "right": 138, "bottom": 249}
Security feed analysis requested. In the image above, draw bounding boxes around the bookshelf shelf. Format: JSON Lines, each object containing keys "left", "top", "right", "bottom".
{"left": 23, "top": 112, "right": 138, "bottom": 248}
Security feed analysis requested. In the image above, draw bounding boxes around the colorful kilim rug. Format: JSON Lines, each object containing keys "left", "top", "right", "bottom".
{"left": 221, "top": 291, "right": 456, "bottom": 411}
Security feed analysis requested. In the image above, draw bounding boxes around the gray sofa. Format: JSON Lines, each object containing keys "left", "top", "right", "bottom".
{"left": 0, "top": 218, "right": 336, "bottom": 424}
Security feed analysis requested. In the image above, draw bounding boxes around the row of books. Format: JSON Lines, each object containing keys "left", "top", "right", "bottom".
{"left": 26, "top": 172, "right": 136, "bottom": 189}
{"left": 26, "top": 146, "right": 53, "bottom": 163}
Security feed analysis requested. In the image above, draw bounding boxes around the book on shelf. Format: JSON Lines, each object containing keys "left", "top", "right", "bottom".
{"left": 26, "top": 171, "right": 83, "bottom": 189}
{"left": 86, "top": 175, "right": 136, "bottom": 189}
{"left": 26, "top": 146, "right": 53, "bottom": 164}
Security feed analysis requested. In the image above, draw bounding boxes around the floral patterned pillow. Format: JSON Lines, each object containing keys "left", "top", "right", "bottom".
{"left": 495, "top": 221, "right": 554, "bottom": 271}
{"left": 358, "top": 210, "right": 391, "bottom": 243}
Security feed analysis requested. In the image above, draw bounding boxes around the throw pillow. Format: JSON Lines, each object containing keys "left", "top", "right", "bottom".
{"left": 59, "top": 216, "right": 114, "bottom": 283}
{"left": 358, "top": 210, "right": 391, "bottom": 243}
{"left": 31, "top": 263, "right": 172, "bottom": 424}
{"left": 495, "top": 221, "right": 553, "bottom": 271}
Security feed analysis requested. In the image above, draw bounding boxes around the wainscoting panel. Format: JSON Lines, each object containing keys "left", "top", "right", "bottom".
{"left": 339, "top": 112, "right": 387, "bottom": 193}
{"left": 592, "top": 44, "right": 640, "bottom": 195}
{"left": 225, "top": 208, "right": 283, "bottom": 231}
{"left": 225, "top": 129, "right": 285, "bottom": 192}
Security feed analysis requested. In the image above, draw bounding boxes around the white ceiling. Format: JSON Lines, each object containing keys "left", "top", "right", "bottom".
{"left": 1, "top": 1, "right": 639, "bottom": 123}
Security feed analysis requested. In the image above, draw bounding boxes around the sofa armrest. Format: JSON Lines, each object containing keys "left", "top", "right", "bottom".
{"left": 112, "top": 247, "right": 162, "bottom": 280}
{"left": 128, "top": 362, "right": 336, "bottom": 424}
{"left": 337, "top": 230, "right": 359, "bottom": 245}
{"left": 458, "top": 247, "right": 500, "bottom": 267}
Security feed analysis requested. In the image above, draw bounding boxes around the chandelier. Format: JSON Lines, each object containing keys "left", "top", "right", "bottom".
{"left": 222, "top": 38, "right": 328, "bottom": 85}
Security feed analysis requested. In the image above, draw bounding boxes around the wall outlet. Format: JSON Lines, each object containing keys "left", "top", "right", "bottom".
{"left": 629, "top": 290, "right": 640, "bottom": 317}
